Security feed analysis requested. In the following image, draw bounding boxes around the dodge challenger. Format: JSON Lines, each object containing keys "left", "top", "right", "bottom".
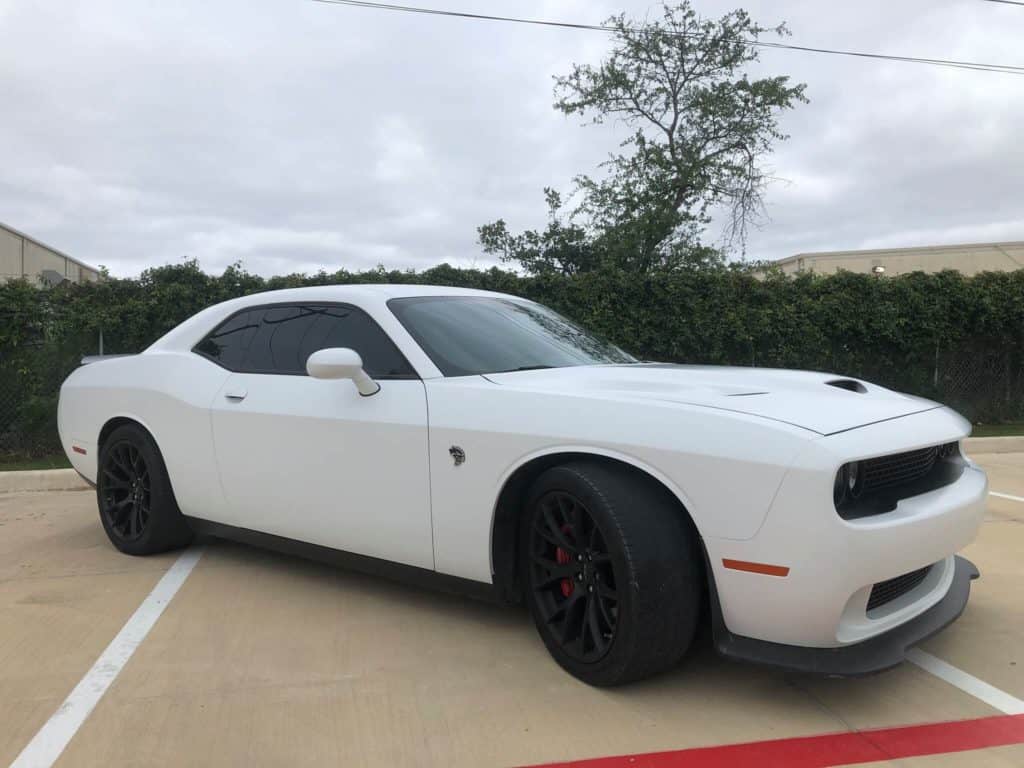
{"left": 57, "top": 285, "right": 987, "bottom": 685}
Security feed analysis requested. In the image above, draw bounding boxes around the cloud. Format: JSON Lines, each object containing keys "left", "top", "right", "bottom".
{"left": 0, "top": 0, "right": 1020, "bottom": 277}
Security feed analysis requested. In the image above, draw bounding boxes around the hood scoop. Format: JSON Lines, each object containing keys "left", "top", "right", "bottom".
{"left": 826, "top": 379, "right": 868, "bottom": 394}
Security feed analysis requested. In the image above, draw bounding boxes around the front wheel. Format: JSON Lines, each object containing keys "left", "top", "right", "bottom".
{"left": 96, "top": 424, "right": 194, "bottom": 555}
{"left": 522, "top": 461, "right": 701, "bottom": 686}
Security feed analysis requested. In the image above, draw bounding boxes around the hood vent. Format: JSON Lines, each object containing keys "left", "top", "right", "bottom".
{"left": 826, "top": 379, "right": 867, "bottom": 394}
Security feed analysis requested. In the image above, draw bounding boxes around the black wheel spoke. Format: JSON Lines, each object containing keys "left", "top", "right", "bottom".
{"left": 110, "top": 452, "right": 131, "bottom": 478}
{"left": 596, "top": 592, "right": 616, "bottom": 628}
{"left": 596, "top": 582, "right": 618, "bottom": 601}
{"left": 585, "top": 596, "right": 605, "bottom": 652}
{"left": 533, "top": 567, "right": 579, "bottom": 590}
{"left": 557, "top": 593, "right": 585, "bottom": 646}
{"left": 532, "top": 523, "right": 562, "bottom": 550}
{"left": 542, "top": 508, "right": 575, "bottom": 553}
{"left": 102, "top": 469, "right": 130, "bottom": 488}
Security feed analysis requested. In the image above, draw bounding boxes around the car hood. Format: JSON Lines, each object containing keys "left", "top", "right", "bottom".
{"left": 482, "top": 363, "right": 941, "bottom": 436}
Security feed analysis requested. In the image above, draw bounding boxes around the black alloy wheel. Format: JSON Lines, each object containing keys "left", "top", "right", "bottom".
{"left": 528, "top": 490, "right": 618, "bottom": 662}
{"left": 100, "top": 440, "right": 152, "bottom": 541}
{"left": 96, "top": 423, "right": 193, "bottom": 555}
{"left": 522, "top": 461, "right": 701, "bottom": 686}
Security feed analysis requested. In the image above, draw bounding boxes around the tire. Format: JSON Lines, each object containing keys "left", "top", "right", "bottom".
{"left": 96, "top": 423, "right": 194, "bottom": 555}
{"left": 521, "top": 461, "right": 701, "bottom": 686}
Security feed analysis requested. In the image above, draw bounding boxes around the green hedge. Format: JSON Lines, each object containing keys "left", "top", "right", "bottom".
{"left": 1, "top": 262, "right": 1021, "bottom": 457}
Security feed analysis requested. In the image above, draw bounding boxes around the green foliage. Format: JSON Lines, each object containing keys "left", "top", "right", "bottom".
{"left": 1, "top": 262, "right": 1022, "bottom": 458}
{"left": 480, "top": 1, "right": 807, "bottom": 275}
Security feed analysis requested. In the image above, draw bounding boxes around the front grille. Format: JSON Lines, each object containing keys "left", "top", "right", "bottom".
{"left": 835, "top": 442, "right": 962, "bottom": 519}
{"left": 860, "top": 446, "right": 940, "bottom": 494}
{"left": 867, "top": 565, "right": 932, "bottom": 612}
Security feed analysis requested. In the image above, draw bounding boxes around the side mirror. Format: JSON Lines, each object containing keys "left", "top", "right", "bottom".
{"left": 306, "top": 348, "right": 380, "bottom": 396}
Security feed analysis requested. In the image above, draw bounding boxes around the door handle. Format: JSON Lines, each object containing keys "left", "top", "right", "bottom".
{"left": 224, "top": 389, "right": 247, "bottom": 402}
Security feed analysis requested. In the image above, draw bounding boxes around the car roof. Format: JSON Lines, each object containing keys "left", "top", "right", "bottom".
{"left": 231, "top": 283, "right": 514, "bottom": 301}
{"left": 145, "top": 284, "right": 523, "bottom": 354}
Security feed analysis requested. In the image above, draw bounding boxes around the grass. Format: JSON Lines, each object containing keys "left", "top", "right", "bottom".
{"left": 972, "top": 422, "right": 1024, "bottom": 438}
{"left": 0, "top": 454, "right": 72, "bottom": 472}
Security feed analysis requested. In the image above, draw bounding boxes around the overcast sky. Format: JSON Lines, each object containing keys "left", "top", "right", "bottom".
{"left": 0, "top": 0, "right": 1021, "bottom": 277}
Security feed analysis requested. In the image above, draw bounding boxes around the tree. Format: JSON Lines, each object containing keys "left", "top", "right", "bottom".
{"left": 478, "top": 189, "right": 599, "bottom": 276}
{"left": 480, "top": 1, "right": 806, "bottom": 275}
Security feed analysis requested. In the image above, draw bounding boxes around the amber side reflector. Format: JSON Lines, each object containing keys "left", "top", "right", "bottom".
{"left": 72, "top": 446, "right": 87, "bottom": 455}
{"left": 722, "top": 558, "right": 790, "bottom": 577}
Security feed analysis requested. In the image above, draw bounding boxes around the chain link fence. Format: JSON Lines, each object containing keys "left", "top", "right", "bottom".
{"left": 939, "top": 345, "right": 1023, "bottom": 425}
{"left": 0, "top": 332, "right": 99, "bottom": 460}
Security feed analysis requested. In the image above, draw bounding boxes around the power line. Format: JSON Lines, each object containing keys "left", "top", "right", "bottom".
{"left": 311, "top": 0, "right": 1024, "bottom": 76}
{"left": 980, "top": 0, "right": 1024, "bottom": 6}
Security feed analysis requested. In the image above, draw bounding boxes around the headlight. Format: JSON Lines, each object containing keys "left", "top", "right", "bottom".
{"left": 833, "top": 461, "right": 864, "bottom": 507}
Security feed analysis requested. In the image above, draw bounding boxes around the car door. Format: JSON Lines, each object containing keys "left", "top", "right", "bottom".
{"left": 201, "top": 302, "right": 434, "bottom": 570}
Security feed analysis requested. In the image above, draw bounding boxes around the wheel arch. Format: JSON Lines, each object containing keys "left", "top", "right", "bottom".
{"left": 98, "top": 414, "right": 159, "bottom": 453}
{"left": 489, "top": 447, "right": 703, "bottom": 604}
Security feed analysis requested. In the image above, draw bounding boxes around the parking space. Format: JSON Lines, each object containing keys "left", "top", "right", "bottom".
{"left": 2, "top": 453, "right": 1023, "bottom": 767}
{"left": 0, "top": 491, "right": 184, "bottom": 768}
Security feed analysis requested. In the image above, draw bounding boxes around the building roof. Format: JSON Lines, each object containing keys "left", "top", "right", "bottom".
{"left": 773, "top": 240, "right": 1024, "bottom": 268}
{"left": 0, "top": 220, "right": 100, "bottom": 274}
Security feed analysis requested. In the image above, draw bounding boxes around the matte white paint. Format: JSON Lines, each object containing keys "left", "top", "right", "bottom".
{"left": 58, "top": 284, "right": 987, "bottom": 651}
{"left": 306, "top": 347, "right": 381, "bottom": 396}
{"left": 209, "top": 373, "right": 433, "bottom": 569}
{"left": 9, "top": 546, "right": 204, "bottom": 768}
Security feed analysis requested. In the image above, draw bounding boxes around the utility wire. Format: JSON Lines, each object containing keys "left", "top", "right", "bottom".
{"left": 980, "top": 0, "right": 1024, "bottom": 6}
{"left": 311, "top": 0, "right": 1024, "bottom": 76}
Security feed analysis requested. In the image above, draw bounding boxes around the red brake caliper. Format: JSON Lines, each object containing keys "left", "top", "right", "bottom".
{"left": 555, "top": 524, "right": 574, "bottom": 598}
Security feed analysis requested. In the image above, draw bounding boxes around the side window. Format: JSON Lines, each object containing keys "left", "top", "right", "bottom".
{"left": 194, "top": 304, "right": 416, "bottom": 378}
{"left": 193, "top": 309, "right": 260, "bottom": 369}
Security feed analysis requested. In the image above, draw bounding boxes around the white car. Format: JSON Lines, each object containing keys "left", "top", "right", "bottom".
{"left": 58, "top": 285, "right": 987, "bottom": 685}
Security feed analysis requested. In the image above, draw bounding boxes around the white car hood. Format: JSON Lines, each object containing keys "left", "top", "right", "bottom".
{"left": 482, "top": 363, "right": 941, "bottom": 436}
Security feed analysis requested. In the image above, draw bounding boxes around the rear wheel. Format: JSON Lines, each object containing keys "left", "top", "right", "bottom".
{"left": 97, "top": 424, "right": 193, "bottom": 555}
{"left": 522, "top": 461, "right": 701, "bottom": 686}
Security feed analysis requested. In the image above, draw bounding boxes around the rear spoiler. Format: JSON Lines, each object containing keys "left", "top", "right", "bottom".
{"left": 80, "top": 354, "right": 135, "bottom": 366}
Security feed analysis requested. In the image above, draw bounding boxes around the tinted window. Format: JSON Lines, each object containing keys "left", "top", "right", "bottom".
{"left": 388, "top": 296, "right": 635, "bottom": 377}
{"left": 195, "top": 304, "right": 415, "bottom": 378}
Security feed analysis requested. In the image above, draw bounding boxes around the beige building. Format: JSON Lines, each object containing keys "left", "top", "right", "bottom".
{"left": 0, "top": 221, "right": 100, "bottom": 286}
{"left": 771, "top": 241, "right": 1024, "bottom": 277}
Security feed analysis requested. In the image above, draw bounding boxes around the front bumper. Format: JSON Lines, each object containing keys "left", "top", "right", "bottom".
{"left": 711, "top": 556, "right": 979, "bottom": 676}
{"left": 705, "top": 408, "right": 987, "bottom": 650}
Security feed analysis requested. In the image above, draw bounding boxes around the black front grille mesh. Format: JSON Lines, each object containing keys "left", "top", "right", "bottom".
{"left": 861, "top": 446, "right": 939, "bottom": 494}
{"left": 867, "top": 565, "right": 932, "bottom": 612}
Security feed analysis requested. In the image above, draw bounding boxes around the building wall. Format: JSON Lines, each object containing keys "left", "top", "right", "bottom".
{"left": 0, "top": 223, "right": 99, "bottom": 285}
{"left": 0, "top": 226, "right": 23, "bottom": 282}
{"left": 774, "top": 242, "right": 1024, "bottom": 277}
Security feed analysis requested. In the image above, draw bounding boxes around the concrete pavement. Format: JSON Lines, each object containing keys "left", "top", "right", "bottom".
{"left": 1, "top": 453, "right": 1022, "bottom": 767}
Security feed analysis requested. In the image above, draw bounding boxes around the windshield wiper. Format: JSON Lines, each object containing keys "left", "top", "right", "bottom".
{"left": 493, "top": 365, "right": 556, "bottom": 373}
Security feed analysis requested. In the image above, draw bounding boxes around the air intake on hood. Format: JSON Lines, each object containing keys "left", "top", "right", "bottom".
{"left": 826, "top": 379, "right": 867, "bottom": 394}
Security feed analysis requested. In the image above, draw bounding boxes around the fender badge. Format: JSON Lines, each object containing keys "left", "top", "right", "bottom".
{"left": 449, "top": 446, "right": 466, "bottom": 466}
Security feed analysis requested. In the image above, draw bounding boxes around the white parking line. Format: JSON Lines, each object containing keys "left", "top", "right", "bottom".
{"left": 9, "top": 545, "right": 205, "bottom": 768}
{"left": 908, "top": 649, "right": 1024, "bottom": 715}
{"left": 991, "top": 491, "right": 1024, "bottom": 504}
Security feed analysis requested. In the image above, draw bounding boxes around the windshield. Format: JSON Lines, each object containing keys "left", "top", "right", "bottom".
{"left": 388, "top": 296, "right": 636, "bottom": 377}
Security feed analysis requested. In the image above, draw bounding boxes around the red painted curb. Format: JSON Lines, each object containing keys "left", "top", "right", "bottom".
{"left": 522, "top": 714, "right": 1024, "bottom": 768}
